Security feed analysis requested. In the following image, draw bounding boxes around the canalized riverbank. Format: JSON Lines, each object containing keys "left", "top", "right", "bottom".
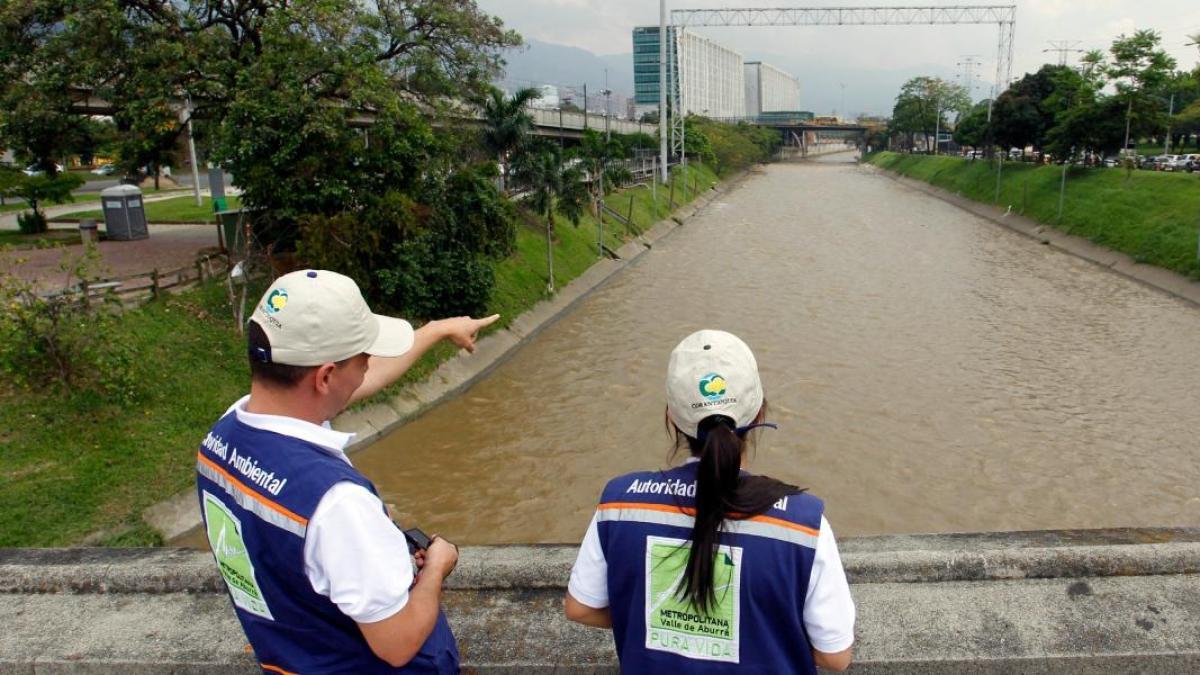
{"left": 865, "top": 152, "right": 1200, "bottom": 306}
{"left": 4, "top": 529, "right": 1199, "bottom": 672}
{"left": 147, "top": 146, "right": 857, "bottom": 543}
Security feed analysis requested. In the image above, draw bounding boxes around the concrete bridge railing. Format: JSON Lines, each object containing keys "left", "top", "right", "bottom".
{"left": 3, "top": 528, "right": 1199, "bottom": 673}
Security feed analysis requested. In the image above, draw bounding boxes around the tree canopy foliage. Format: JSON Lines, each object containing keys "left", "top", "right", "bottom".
{"left": 900, "top": 28, "right": 1198, "bottom": 158}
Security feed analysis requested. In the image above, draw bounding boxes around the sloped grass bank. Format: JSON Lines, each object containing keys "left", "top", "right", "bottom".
{"left": 867, "top": 152, "right": 1200, "bottom": 279}
{"left": 0, "top": 163, "right": 719, "bottom": 546}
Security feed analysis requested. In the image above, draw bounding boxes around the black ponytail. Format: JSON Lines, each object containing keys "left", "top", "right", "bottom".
{"left": 675, "top": 412, "right": 801, "bottom": 613}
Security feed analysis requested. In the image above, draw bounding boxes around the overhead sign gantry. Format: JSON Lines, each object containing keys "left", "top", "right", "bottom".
{"left": 657, "top": 4, "right": 1018, "bottom": 177}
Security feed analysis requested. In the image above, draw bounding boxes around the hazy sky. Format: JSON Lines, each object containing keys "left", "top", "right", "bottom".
{"left": 475, "top": 0, "right": 1200, "bottom": 116}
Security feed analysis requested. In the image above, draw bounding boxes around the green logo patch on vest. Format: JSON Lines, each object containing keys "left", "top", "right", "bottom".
{"left": 644, "top": 535, "right": 742, "bottom": 663}
{"left": 203, "top": 491, "right": 274, "bottom": 620}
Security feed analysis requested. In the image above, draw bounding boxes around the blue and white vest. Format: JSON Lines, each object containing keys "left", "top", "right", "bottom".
{"left": 196, "top": 411, "right": 459, "bottom": 674}
{"left": 596, "top": 462, "right": 823, "bottom": 674}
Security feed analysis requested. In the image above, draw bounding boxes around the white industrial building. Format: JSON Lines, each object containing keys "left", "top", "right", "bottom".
{"left": 744, "top": 61, "right": 801, "bottom": 116}
{"left": 676, "top": 29, "right": 745, "bottom": 119}
{"left": 633, "top": 26, "right": 745, "bottom": 119}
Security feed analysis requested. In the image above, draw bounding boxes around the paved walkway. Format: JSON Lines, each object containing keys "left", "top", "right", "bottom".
{"left": 2, "top": 188, "right": 229, "bottom": 293}
{"left": 5, "top": 223, "right": 222, "bottom": 293}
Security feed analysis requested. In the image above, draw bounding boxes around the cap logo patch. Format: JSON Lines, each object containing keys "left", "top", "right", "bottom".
{"left": 264, "top": 289, "right": 288, "bottom": 315}
{"left": 698, "top": 373, "right": 727, "bottom": 401}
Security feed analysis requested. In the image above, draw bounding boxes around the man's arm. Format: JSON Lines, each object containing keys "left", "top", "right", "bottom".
{"left": 357, "top": 537, "right": 458, "bottom": 667}
{"left": 350, "top": 315, "right": 499, "bottom": 405}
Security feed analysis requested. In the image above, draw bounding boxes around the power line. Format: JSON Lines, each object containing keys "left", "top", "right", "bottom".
{"left": 1043, "top": 40, "right": 1084, "bottom": 66}
{"left": 957, "top": 55, "right": 982, "bottom": 99}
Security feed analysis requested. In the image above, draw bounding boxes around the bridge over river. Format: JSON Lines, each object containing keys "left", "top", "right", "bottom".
{"left": 354, "top": 152, "right": 1200, "bottom": 544}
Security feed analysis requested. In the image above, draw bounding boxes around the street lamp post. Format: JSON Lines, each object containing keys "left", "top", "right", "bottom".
{"left": 601, "top": 88, "right": 613, "bottom": 141}
{"left": 658, "top": 0, "right": 668, "bottom": 185}
{"left": 932, "top": 98, "right": 942, "bottom": 156}
{"left": 558, "top": 106, "right": 564, "bottom": 149}
{"left": 1164, "top": 93, "right": 1175, "bottom": 156}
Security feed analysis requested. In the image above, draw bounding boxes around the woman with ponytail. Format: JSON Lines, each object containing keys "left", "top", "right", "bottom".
{"left": 565, "top": 330, "right": 855, "bottom": 673}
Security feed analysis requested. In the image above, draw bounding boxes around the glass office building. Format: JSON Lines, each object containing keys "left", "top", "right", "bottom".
{"left": 632, "top": 26, "right": 745, "bottom": 119}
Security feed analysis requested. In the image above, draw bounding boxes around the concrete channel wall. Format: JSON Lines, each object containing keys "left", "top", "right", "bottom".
{"left": 2, "top": 529, "right": 1199, "bottom": 672}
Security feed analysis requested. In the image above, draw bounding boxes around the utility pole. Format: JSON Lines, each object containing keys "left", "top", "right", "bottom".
{"left": 1043, "top": 40, "right": 1084, "bottom": 67}
{"left": 933, "top": 97, "right": 941, "bottom": 155}
{"left": 1165, "top": 93, "right": 1175, "bottom": 155}
{"left": 558, "top": 102, "right": 565, "bottom": 150}
{"left": 658, "top": 0, "right": 668, "bottom": 185}
{"left": 603, "top": 69, "right": 612, "bottom": 141}
{"left": 184, "top": 95, "right": 201, "bottom": 207}
{"left": 583, "top": 83, "right": 588, "bottom": 132}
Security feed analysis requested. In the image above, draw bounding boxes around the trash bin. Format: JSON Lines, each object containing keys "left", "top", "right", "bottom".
{"left": 216, "top": 208, "right": 246, "bottom": 255}
{"left": 100, "top": 185, "right": 148, "bottom": 241}
{"left": 79, "top": 219, "right": 99, "bottom": 244}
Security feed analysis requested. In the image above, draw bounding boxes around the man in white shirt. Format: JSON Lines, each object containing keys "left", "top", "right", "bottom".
{"left": 196, "top": 269, "right": 497, "bottom": 673}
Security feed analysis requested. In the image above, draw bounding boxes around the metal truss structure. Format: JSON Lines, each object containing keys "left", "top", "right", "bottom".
{"left": 664, "top": 5, "right": 1017, "bottom": 157}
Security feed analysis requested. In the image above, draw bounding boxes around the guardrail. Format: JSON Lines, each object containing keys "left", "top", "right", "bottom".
{"left": 527, "top": 106, "right": 656, "bottom": 137}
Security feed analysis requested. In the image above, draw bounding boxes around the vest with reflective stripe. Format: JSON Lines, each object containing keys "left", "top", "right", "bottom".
{"left": 596, "top": 462, "right": 822, "bottom": 674}
{"left": 196, "top": 411, "right": 459, "bottom": 674}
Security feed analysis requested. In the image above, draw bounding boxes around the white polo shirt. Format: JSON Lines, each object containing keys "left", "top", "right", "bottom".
{"left": 228, "top": 396, "right": 413, "bottom": 624}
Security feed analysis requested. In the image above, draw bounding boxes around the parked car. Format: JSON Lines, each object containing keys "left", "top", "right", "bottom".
{"left": 1175, "top": 154, "right": 1199, "bottom": 173}
{"left": 1101, "top": 156, "right": 1121, "bottom": 168}
{"left": 90, "top": 164, "right": 117, "bottom": 176}
{"left": 22, "top": 162, "right": 65, "bottom": 176}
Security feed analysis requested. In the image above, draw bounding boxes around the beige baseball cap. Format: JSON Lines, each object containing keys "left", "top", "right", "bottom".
{"left": 249, "top": 270, "right": 414, "bottom": 367}
{"left": 666, "top": 330, "right": 764, "bottom": 438}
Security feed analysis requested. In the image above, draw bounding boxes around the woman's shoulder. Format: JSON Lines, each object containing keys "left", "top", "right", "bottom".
{"left": 596, "top": 465, "right": 694, "bottom": 503}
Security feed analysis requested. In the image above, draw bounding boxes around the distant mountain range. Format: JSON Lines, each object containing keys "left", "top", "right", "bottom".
{"left": 499, "top": 39, "right": 635, "bottom": 99}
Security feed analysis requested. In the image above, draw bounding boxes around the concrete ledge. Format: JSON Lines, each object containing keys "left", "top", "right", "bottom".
{"left": 2, "top": 530, "right": 1198, "bottom": 672}
{"left": 866, "top": 163, "right": 1200, "bottom": 308}
{"left": 142, "top": 169, "right": 751, "bottom": 542}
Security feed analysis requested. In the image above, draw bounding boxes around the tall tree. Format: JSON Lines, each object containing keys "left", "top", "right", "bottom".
{"left": 575, "top": 129, "right": 624, "bottom": 214}
{"left": 1105, "top": 30, "right": 1177, "bottom": 150}
{"left": 478, "top": 86, "right": 539, "bottom": 193}
{"left": 511, "top": 143, "right": 586, "bottom": 293}
{"left": 953, "top": 101, "right": 991, "bottom": 149}
{"left": 2, "top": 0, "right": 522, "bottom": 233}
{"left": 991, "top": 65, "right": 1086, "bottom": 154}
{"left": 890, "top": 77, "right": 969, "bottom": 151}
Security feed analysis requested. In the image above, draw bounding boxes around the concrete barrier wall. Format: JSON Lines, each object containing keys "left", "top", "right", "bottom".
{"left": 3, "top": 529, "right": 1199, "bottom": 672}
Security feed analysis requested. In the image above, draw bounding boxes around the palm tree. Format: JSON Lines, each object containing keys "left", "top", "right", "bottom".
{"left": 512, "top": 144, "right": 587, "bottom": 293}
{"left": 576, "top": 129, "right": 625, "bottom": 214}
{"left": 478, "top": 86, "right": 540, "bottom": 193}
{"left": 1079, "top": 49, "right": 1105, "bottom": 83}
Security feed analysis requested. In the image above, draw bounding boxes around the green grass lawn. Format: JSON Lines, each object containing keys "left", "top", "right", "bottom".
{"left": 0, "top": 280, "right": 250, "bottom": 547}
{"left": 0, "top": 228, "right": 86, "bottom": 250}
{"left": 0, "top": 163, "right": 721, "bottom": 546}
{"left": 49, "top": 195, "right": 241, "bottom": 224}
{"left": 868, "top": 152, "right": 1200, "bottom": 279}
{"left": 1136, "top": 141, "right": 1199, "bottom": 155}
{"left": 2, "top": 188, "right": 185, "bottom": 216}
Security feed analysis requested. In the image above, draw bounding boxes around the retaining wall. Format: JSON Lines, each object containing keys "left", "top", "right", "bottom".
{"left": 2, "top": 529, "right": 1198, "bottom": 672}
